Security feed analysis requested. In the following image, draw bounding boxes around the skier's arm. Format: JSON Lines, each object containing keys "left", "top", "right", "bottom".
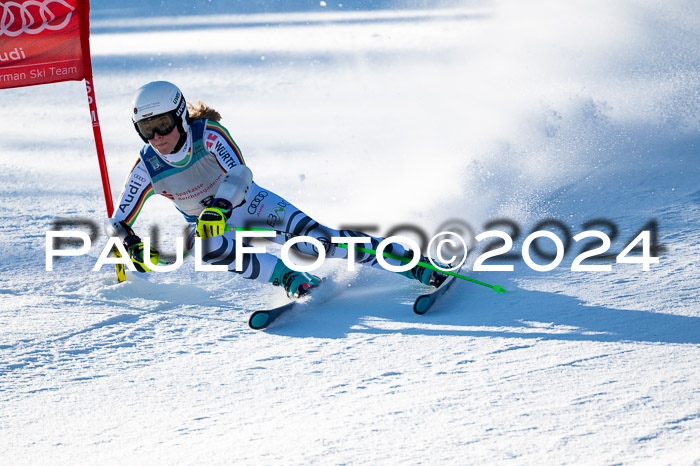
{"left": 196, "top": 165, "right": 253, "bottom": 238}
{"left": 203, "top": 121, "right": 253, "bottom": 204}
{"left": 196, "top": 121, "right": 253, "bottom": 238}
{"left": 111, "top": 159, "right": 154, "bottom": 226}
{"left": 204, "top": 120, "right": 247, "bottom": 171}
{"left": 104, "top": 159, "right": 159, "bottom": 271}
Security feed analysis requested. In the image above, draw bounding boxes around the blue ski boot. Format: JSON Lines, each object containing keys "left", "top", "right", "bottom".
{"left": 269, "top": 259, "right": 322, "bottom": 299}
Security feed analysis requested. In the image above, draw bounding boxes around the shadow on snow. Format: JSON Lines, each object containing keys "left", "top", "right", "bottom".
{"left": 266, "top": 280, "right": 700, "bottom": 345}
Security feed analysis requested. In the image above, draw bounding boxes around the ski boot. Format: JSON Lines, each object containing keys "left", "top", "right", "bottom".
{"left": 399, "top": 254, "right": 449, "bottom": 288}
{"left": 269, "top": 259, "right": 322, "bottom": 299}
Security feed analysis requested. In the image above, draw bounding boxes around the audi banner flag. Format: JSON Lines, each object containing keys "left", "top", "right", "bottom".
{"left": 0, "top": 0, "right": 92, "bottom": 89}
{"left": 1, "top": 0, "right": 115, "bottom": 217}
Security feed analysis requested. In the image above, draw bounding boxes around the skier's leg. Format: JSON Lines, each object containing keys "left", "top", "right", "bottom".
{"left": 189, "top": 228, "right": 321, "bottom": 298}
{"left": 228, "top": 183, "right": 410, "bottom": 267}
{"left": 228, "top": 183, "right": 446, "bottom": 286}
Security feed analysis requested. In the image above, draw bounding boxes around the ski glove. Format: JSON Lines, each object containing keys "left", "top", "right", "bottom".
{"left": 123, "top": 233, "right": 160, "bottom": 273}
{"left": 196, "top": 198, "right": 233, "bottom": 239}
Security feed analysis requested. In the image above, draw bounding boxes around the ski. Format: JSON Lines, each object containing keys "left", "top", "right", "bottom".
{"left": 249, "top": 301, "right": 296, "bottom": 329}
{"left": 249, "top": 278, "right": 326, "bottom": 330}
{"left": 413, "top": 271, "right": 459, "bottom": 315}
{"left": 250, "top": 266, "right": 464, "bottom": 328}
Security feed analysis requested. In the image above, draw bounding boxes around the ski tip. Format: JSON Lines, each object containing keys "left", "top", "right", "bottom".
{"left": 249, "top": 311, "right": 270, "bottom": 330}
{"left": 413, "top": 295, "right": 431, "bottom": 315}
{"left": 493, "top": 285, "right": 507, "bottom": 294}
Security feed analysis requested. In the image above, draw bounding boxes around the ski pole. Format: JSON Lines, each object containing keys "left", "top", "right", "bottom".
{"left": 336, "top": 243, "right": 507, "bottom": 294}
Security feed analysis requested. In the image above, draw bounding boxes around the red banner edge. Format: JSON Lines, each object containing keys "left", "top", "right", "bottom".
{"left": 78, "top": 0, "right": 93, "bottom": 78}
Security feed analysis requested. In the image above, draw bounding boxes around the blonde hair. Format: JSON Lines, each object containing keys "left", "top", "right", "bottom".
{"left": 187, "top": 100, "right": 221, "bottom": 122}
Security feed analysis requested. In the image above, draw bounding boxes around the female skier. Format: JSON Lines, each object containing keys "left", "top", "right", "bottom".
{"left": 107, "top": 81, "right": 446, "bottom": 298}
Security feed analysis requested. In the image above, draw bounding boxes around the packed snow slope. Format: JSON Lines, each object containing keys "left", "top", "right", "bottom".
{"left": 1, "top": 0, "right": 699, "bottom": 463}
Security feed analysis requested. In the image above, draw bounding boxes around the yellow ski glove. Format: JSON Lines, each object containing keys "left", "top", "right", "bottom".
{"left": 196, "top": 206, "right": 230, "bottom": 239}
{"left": 125, "top": 239, "right": 159, "bottom": 272}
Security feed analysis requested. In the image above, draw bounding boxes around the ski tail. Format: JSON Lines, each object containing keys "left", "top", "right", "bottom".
{"left": 249, "top": 279, "right": 326, "bottom": 329}
{"left": 249, "top": 302, "right": 296, "bottom": 329}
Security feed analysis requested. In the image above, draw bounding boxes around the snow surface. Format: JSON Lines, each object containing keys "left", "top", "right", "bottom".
{"left": 1, "top": 0, "right": 699, "bottom": 463}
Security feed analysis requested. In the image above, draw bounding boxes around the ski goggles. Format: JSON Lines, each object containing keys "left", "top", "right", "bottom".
{"left": 135, "top": 112, "right": 177, "bottom": 140}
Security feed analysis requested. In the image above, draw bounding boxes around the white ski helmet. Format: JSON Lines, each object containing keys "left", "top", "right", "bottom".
{"left": 131, "top": 81, "right": 190, "bottom": 148}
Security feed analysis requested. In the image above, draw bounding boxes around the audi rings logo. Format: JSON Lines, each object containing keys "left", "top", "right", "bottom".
{"left": 247, "top": 191, "right": 268, "bottom": 215}
{"left": 1, "top": 0, "right": 75, "bottom": 37}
